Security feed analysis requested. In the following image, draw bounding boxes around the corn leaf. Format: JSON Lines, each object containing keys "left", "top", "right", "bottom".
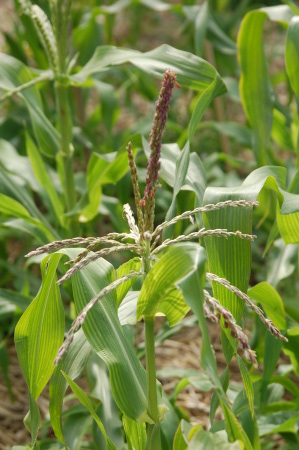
{"left": 80, "top": 145, "right": 137, "bottom": 222}
{"left": 0, "top": 53, "right": 59, "bottom": 157}
{"left": 188, "top": 425, "right": 244, "bottom": 449}
{"left": 248, "top": 282, "right": 286, "bottom": 330}
{"left": 61, "top": 372, "right": 118, "bottom": 450}
{"left": 203, "top": 166, "right": 299, "bottom": 321}
{"left": 261, "top": 333, "right": 283, "bottom": 402}
{"left": 14, "top": 254, "right": 65, "bottom": 443}
{"left": 237, "top": 6, "right": 295, "bottom": 165}
{"left": 285, "top": 16, "right": 299, "bottom": 97}
{"left": 173, "top": 420, "right": 191, "bottom": 450}
{"left": 49, "top": 330, "right": 91, "bottom": 443}
{"left": 137, "top": 243, "right": 203, "bottom": 320}
{"left": 163, "top": 142, "right": 190, "bottom": 241}
{"left": 237, "top": 10, "right": 272, "bottom": 165}
{"left": 123, "top": 415, "right": 146, "bottom": 450}
{"left": 116, "top": 258, "right": 141, "bottom": 306}
{"left": 59, "top": 249, "right": 151, "bottom": 423}
{"left": 72, "top": 44, "right": 225, "bottom": 94}
{"left": 237, "top": 356, "right": 254, "bottom": 418}
{"left": 119, "top": 287, "right": 189, "bottom": 327}
{"left": 72, "top": 44, "right": 225, "bottom": 143}
{"left": 26, "top": 133, "right": 65, "bottom": 227}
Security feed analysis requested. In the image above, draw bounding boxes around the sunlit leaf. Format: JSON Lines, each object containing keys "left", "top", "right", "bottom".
{"left": 123, "top": 415, "right": 146, "bottom": 450}
{"left": 14, "top": 254, "right": 64, "bottom": 443}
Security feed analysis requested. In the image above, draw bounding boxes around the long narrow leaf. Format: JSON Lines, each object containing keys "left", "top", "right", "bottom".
{"left": 14, "top": 254, "right": 65, "bottom": 442}
{"left": 58, "top": 249, "right": 151, "bottom": 423}
{"left": 71, "top": 44, "right": 226, "bottom": 95}
{"left": 237, "top": 11, "right": 272, "bottom": 165}
{"left": 0, "top": 53, "right": 59, "bottom": 157}
{"left": 49, "top": 330, "right": 91, "bottom": 443}
{"left": 61, "top": 372, "right": 118, "bottom": 450}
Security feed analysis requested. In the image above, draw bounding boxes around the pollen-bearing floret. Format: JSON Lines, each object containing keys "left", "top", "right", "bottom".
{"left": 142, "top": 69, "right": 179, "bottom": 232}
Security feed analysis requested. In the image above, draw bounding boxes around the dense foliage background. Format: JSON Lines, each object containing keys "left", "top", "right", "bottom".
{"left": 0, "top": 0, "right": 299, "bottom": 449}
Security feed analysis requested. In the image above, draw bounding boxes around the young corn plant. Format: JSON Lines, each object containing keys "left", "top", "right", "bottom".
{"left": 15, "top": 69, "right": 288, "bottom": 449}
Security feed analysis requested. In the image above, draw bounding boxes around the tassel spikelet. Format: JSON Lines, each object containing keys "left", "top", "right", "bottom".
{"left": 152, "top": 200, "right": 259, "bottom": 238}
{"left": 31, "top": 5, "right": 58, "bottom": 72}
{"left": 204, "top": 291, "right": 257, "bottom": 365}
{"left": 151, "top": 228, "right": 256, "bottom": 255}
{"left": 206, "top": 272, "right": 287, "bottom": 342}
{"left": 126, "top": 142, "right": 145, "bottom": 238}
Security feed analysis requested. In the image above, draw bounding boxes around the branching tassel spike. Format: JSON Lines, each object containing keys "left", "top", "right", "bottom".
{"left": 142, "top": 69, "right": 179, "bottom": 232}
{"left": 126, "top": 142, "right": 144, "bottom": 237}
{"left": 206, "top": 272, "right": 288, "bottom": 342}
{"left": 204, "top": 290, "right": 257, "bottom": 365}
{"left": 31, "top": 5, "right": 58, "bottom": 72}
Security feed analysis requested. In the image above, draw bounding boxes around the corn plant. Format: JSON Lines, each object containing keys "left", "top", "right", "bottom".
{"left": 14, "top": 68, "right": 289, "bottom": 450}
{"left": 0, "top": 0, "right": 226, "bottom": 387}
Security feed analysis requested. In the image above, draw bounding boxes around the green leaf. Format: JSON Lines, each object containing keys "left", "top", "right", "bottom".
{"left": 143, "top": 141, "right": 206, "bottom": 207}
{"left": 189, "top": 74, "right": 224, "bottom": 141}
{"left": 0, "top": 192, "right": 31, "bottom": 219}
{"left": 237, "top": 356, "right": 254, "bottom": 418}
{"left": 157, "top": 287, "right": 190, "bottom": 327}
{"left": 0, "top": 139, "right": 40, "bottom": 191}
{"left": 194, "top": 3, "right": 209, "bottom": 56}
{"left": 49, "top": 330, "right": 91, "bottom": 443}
{"left": 175, "top": 252, "right": 223, "bottom": 394}
{"left": 118, "top": 291, "right": 140, "bottom": 326}
{"left": 79, "top": 145, "right": 136, "bottom": 222}
{"left": 175, "top": 248, "right": 253, "bottom": 448}
{"left": 59, "top": 249, "right": 150, "bottom": 423}
{"left": 119, "top": 287, "right": 190, "bottom": 328}
{"left": 258, "top": 411, "right": 299, "bottom": 437}
{"left": 0, "top": 190, "right": 56, "bottom": 244}
{"left": 163, "top": 141, "right": 190, "bottom": 240}
{"left": 24, "top": 393, "right": 40, "bottom": 445}
{"left": 26, "top": 133, "right": 65, "bottom": 227}
{"left": 285, "top": 16, "right": 299, "bottom": 97}
{"left": 203, "top": 122, "right": 253, "bottom": 149}
{"left": 123, "top": 415, "right": 146, "bottom": 450}
{"left": 237, "top": 10, "right": 272, "bottom": 165}
{"left": 220, "top": 402, "right": 253, "bottom": 450}
{"left": 203, "top": 166, "right": 299, "bottom": 322}
{"left": 261, "top": 333, "right": 282, "bottom": 401}
{"left": 116, "top": 258, "right": 141, "bottom": 306}
{"left": 14, "top": 254, "right": 65, "bottom": 442}
{"left": 72, "top": 44, "right": 226, "bottom": 95}
{"left": 173, "top": 420, "right": 190, "bottom": 450}
{"left": 86, "top": 353, "right": 124, "bottom": 449}
{"left": 271, "top": 375, "right": 299, "bottom": 398}
{"left": 61, "top": 372, "right": 118, "bottom": 450}
{"left": 137, "top": 243, "right": 201, "bottom": 320}
{"left": 3, "top": 218, "right": 56, "bottom": 245}
{"left": 0, "top": 160, "right": 60, "bottom": 241}
{"left": 248, "top": 282, "right": 286, "bottom": 330}
{"left": 188, "top": 425, "right": 244, "bottom": 449}
{"left": 0, "top": 288, "right": 31, "bottom": 314}
{"left": 0, "top": 53, "right": 59, "bottom": 157}
{"left": 283, "top": 328, "right": 299, "bottom": 377}
{"left": 203, "top": 202, "right": 252, "bottom": 322}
